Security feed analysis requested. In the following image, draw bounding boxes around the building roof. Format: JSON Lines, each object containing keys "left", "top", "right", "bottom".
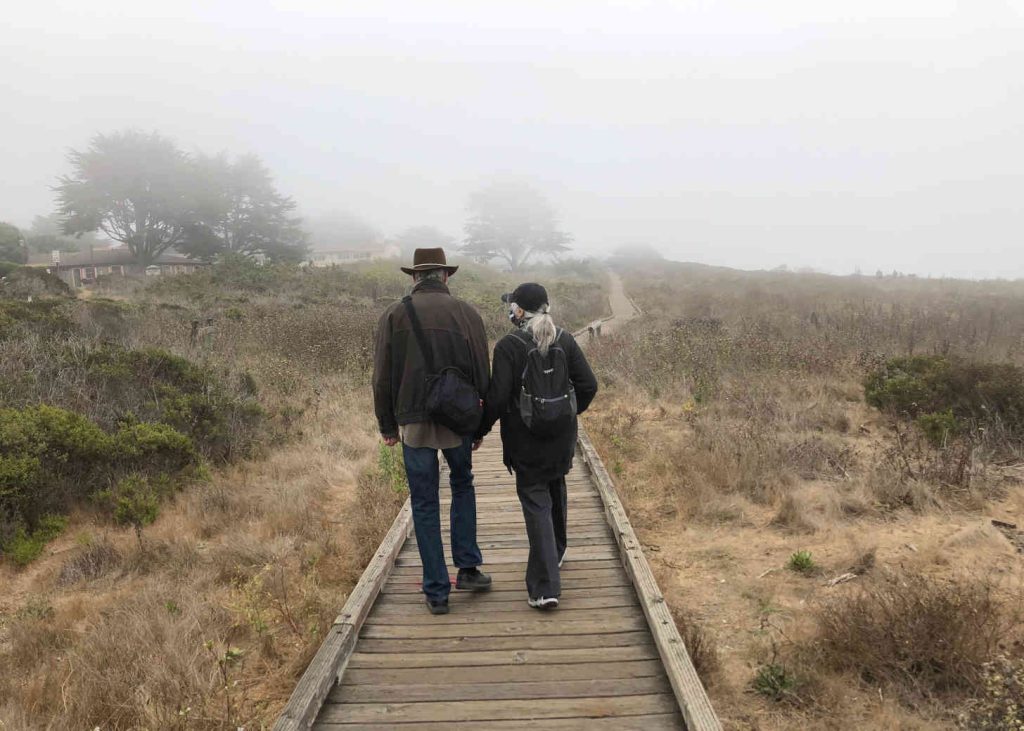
{"left": 26, "top": 248, "right": 201, "bottom": 267}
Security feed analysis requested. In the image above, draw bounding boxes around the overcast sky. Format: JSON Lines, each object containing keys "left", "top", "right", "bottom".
{"left": 3, "top": 1, "right": 1023, "bottom": 278}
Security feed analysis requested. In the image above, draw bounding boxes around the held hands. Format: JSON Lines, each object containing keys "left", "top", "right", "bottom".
{"left": 472, "top": 439, "right": 483, "bottom": 451}
{"left": 382, "top": 435, "right": 399, "bottom": 447}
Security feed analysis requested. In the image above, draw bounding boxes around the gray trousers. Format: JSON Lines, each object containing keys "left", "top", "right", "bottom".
{"left": 516, "top": 476, "right": 568, "bottom": 599}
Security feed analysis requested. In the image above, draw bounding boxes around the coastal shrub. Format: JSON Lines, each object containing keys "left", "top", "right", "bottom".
{"left": 812, "top": 571, "right": 1006, "bottom": 698}
{"left": 0, "top": 298, "right": 76, "bottom": 339}
{"left": 865, "top": 356, "right": 1024, "bottom": 444}
{"left": 3, "top": 515, "right": 68, "bottom": 566}
{"left": 82, "top": 345, "right": 263, "bottom": 459}
{"left": 0, "top": 404, "right": 201, "bottom": 562}
{"left": 100, "top": 475, "right": 160, "bottom": 541}
{"left": 0, "top": 265, "right": 73, "bottom": 300}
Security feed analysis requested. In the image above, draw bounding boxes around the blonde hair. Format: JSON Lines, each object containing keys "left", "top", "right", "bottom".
{"left": 524, "top": 304, "right": 557, "bottom": 356}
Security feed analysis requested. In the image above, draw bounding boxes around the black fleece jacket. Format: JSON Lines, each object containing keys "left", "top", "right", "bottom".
{"left": 476, "top": 327, "right": 598, "bottom": 485}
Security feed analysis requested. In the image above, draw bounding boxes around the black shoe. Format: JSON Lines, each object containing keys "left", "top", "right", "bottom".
{"left": 455, "top": 567, "right": 492, "bottom": 591}
{"left": 425, "top": 597, "right": 449, "bottom": 615}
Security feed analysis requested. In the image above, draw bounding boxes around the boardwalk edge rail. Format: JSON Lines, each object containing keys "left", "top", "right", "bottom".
{"left": 578, "top": 424, "right": 722, "bottom": 731}
{"left": 273, "top": 501, "right": 412, "bottom": 731}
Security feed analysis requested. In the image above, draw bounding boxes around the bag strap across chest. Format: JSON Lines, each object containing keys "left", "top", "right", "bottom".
{"left": 402, "top": 295, "right": 436, "bottom": 375}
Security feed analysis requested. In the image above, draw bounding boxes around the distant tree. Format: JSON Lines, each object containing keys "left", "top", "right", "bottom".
{"left": 181, "top": 153, "right": 308, "bottom": 262}
{"left": 611, "top": 242, "right": 663, "bottom": 261}
{"left": 0, "top": 222, "right": 27, "bottom": 264}
{"left": 56, "top": 130, "right": 196, "bottom": 265}
{"left": 462, "top": 181, "right": 572, "bottom": 271}
{"left": 303, "top": 211, "right": 382, "bottom": 251}
{"left": 23, "top": 213, "right": 101, "bottom": 254}
{"left": 395, "top": 225, "right": 454, "bottom": 258}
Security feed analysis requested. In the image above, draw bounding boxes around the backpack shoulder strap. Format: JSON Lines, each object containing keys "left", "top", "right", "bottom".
{"left": 402, "top": 295, "right": 436, "bottom": 375}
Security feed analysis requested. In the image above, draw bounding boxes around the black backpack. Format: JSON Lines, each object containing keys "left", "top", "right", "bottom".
{"left": 512, "top": 329, "right": 577, "bottom": 437}
{"left": 402, "top": 296, "right": 482, "bottom": 436}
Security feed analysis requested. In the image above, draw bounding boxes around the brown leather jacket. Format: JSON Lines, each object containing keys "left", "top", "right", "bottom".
{"left": 373, "top": 279, "right": 490, "bottom": 438}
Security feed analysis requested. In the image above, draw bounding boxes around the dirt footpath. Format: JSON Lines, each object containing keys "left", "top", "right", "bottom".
{"left": 600, "top": 270, "right": 638, "bottom": 335}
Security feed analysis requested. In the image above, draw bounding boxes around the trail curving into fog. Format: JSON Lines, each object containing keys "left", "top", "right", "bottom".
{"left": 600, "top": 270, "right": 639, "bottom": 336}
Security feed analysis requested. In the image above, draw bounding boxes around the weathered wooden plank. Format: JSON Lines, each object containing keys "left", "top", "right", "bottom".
{"left": 348, "top": 643, "right": 659, "bottom": 669}
{"left": 379, "top": 576, "right": 632, "bottom": 594}
{"left": 273, "top": 501, "right": 412, "bottom": 731}
{"left": 353, "top": 631, "right": 654, "bottom": 654}
{"left": 469, "top": 524, "right": 612, "bottom": 536}
{"left": 317, "top": 693, "right": 678, "bottom": 724}
{"left": 360, "top": 616, "right": 648, "bottom": 639}
{"left": 372, "top": 592, "right": 638, "bottom": 613}
{"left": 394, "top": 547, "right": 619, "bottom": 566}
{"left": 364, "top": 606, "right": 639, "bottom": 626}
{"left": 330, "top": 676, "right": 672, "bottom": 703}
{"left": 442, "top": 493, "right": 601, "bottom": 504}
{"left": 578, "top": 425, "right": 721, "bottom": 731}
{"left": 472, "top": 516, "right": 609, "bottom": 527}
{"left": 314, "top": 714, "right": 683, "bottom": 731}
{"left": 389, "top": 558, "right": 621, "bottom": 576}
{"left": 342, "top": 659, "right": 665, "bottom": 685}
{"left": 408, "top": 535, "right": 615, "bottom": 550}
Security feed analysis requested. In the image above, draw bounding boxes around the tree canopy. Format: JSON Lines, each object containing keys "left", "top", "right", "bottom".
{"left": 462, "top": 181, "right": 572, "bottom": 271}
{"left": 55, "top": 130, "right": 306, "bottom": 265}
{"left": 56, "top": 131, "right": 196, "bottom": 266}
{"left": 24, "top": 213, "right": 101, "bottom": 254}
{"left": 179, "top": 153, "right": 308, "bottom": 262}
{"left": 0, "top": 222, "right": 28, "bottom": 264}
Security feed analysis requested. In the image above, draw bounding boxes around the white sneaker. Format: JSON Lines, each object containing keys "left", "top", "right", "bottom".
{"left": 528, "top": 596, "right": 559, "bottom": 610}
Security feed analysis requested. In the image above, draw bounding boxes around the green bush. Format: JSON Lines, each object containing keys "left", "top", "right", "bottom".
{"left": 83, "top": 345, "right": 263, "bottom": 459}
{"left": 112, "top": 422, "right": 196, "bottom": 472}
{"left": 101, "top": 475, "right": 160, "bottom": 541}
{"left": 3, "top": 514, "right": 68, "bottom": 566}
{"left": 0, "top": 404, "right": 202, "bottom": 563}
{"left": 753, "top": 662, "right": 799, "bottom": 701}
{"left": 864, "top": 355, "right": 950, "bottom": 416}
{"left": 865, "top": 356, "right": 1024, "bottom": 443}
{"left": 916, "top": 409, "right": 959, "bottom": 447}
{"left": 0, "top": 266, "right": 73, "bottom": 299}
{"left": 0, "top": 299, "right": 76, "bottom": 339}
{"left": 0, "top": 405, "right": 112, "bottom": 523}
{"left": 787, "top": 550, "right": 816, "bottom": 573}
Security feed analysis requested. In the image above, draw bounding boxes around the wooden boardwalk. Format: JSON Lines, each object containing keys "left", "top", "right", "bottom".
{"left": 275, "top": 429, "right": 719, "bottom": 730}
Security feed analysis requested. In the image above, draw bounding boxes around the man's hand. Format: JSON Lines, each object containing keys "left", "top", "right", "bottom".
{"left": 382, "top": 435, "right": 399, "bottom": 447}
{"left": 472, "top": 439, "right": 483, "bottom": 451}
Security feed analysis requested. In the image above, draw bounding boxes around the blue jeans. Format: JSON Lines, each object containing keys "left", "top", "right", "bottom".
{"left": 402, "top": 436, "right": 483, "bottom": 602}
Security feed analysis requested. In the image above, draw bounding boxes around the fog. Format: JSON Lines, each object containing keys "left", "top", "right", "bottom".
{"left": 3, "top": 1, "right": 1023, "bottom": 278}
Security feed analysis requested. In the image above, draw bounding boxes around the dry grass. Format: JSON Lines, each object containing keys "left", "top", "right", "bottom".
{"left": 809, "top": 570, "right": 1014, "bottom": 700}
{"left": 0, "top": 383, "right": 398, "bottom": 729}
{"left": 0, "top": 257, "right": 611, "bottom": 729}
{"left": 582, "top": 262, "right": 1024, "bottom": 729}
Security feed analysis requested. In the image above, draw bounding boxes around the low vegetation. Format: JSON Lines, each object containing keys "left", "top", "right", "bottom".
{"left": 0, "top": 255, "right": 608, "bottom": 729}
{"left": 585, "top": 261, "right": 1024, "bottom": 729}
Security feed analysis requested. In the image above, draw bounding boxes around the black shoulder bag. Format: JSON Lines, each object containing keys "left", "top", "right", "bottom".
{"left": 402, "top": 295, "right": 483, "bottom": 436}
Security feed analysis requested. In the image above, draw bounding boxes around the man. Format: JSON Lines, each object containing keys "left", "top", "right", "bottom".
{"left": 373, "top": 247, "right": 492, "bottom": 614}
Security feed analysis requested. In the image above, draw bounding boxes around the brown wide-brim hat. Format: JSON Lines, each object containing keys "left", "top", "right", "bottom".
{"left": 400, "top": 247, "right": 459, "bottom": 276}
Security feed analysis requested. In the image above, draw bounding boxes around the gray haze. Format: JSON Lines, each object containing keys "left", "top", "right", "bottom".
{"left": 3, "top": 1, "right": 1023, "bottom": 278}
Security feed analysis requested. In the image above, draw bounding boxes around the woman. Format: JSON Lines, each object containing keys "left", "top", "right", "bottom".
{"left": 475, "top": 283, "right": 598, "bottom": 609}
